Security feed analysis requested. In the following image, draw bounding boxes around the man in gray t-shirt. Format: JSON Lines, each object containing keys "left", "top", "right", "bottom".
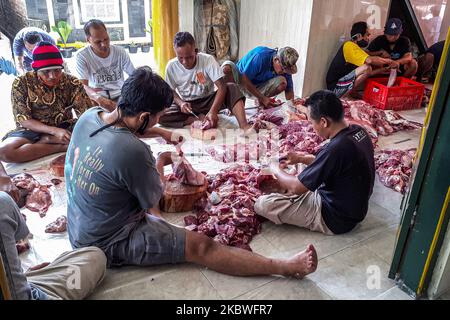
{"left": 67, "top": 66, "right": 319, "bottom": 279}
{"left": 159, "top": 32, "right": 252, "bottom": 132}
{"left": 76, "top": 19, "right": 135, "bottom": 112}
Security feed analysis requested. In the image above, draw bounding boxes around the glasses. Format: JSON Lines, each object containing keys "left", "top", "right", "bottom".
{"left": 38, "top": 68, "right": 63, "bottom": 77}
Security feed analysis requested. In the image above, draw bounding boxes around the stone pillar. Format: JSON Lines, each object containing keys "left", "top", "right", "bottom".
{"left": 0, "top": 0, "right": 28, "bottom": 42}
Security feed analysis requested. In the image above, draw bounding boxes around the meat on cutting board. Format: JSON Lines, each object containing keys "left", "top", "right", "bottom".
{"left": 190, "top": 119, "right": 217, "bottom": 140}
{"left": 171, "top": 156, "right": 206, "bottom": 186}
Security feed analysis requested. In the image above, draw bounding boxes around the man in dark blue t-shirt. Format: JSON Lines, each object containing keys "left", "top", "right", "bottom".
{"left": 417, "top": 40, "right": 445, "bottom": 82}
{"left": 367, "top": 18, "right": 418, "bottom": 78}
{"left": 255, "top": 90, "right": 375, "bottom": 235}
{"left": 221, "top": 46, "right": 299, "bottom": 108}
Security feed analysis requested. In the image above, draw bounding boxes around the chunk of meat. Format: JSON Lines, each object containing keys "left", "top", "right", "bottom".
{"left": 172, "top": 156, "right": 206, "bottom": 186}
{"left": 45, "top": 215, "right": 68, "bottom": 233}
{"left": 16, "top": 239, "right": 30, "bottom": 254}
{"left": 374, "top": 149, "right": 416, "bottom": 194}
{"left": 11, "top": 173, "right": 40, "bottom": 192}
{"left": 26, "top": 186, "right": 52, "bottom": 217}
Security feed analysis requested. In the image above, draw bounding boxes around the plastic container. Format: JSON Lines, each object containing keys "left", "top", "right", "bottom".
{"left": 363, "top": 77, "right": 425, "bottom": 111}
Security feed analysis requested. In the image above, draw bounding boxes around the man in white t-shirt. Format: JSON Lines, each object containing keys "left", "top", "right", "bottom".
{"left": 159, "top": 32, "right": 252, "bottom": 131}
{"left": 75, "top": 19, "right": 135, "bottom": 111}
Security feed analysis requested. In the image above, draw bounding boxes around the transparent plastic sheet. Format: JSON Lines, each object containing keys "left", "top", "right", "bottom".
{"left": 194, "top": 0, "right": 239, "bottom": 63}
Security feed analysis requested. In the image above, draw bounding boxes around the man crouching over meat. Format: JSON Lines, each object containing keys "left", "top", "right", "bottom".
{"left": 0, "top": 42, "right": 93, "bottom": 163}
{"left": 66, "top": 66, "right": 317, "bottom": 279}
{"left": 0, "top": 163, "right": 107, "bottom": 299}
{"left": 256, "top": 90, "right": 375, "bottom": 235}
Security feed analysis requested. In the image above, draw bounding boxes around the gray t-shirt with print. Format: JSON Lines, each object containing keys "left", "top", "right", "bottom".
{"left": 65, "top": 107, "right": 163, "bottom": 250}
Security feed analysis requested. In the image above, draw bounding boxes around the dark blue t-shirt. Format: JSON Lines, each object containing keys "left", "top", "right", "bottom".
{"left": 298, "top": 125, "right": 375, "bottom": 234}
{"left": 237, "top": 46, "right": 293, "bottom": 91}
{"left": 368, "top": 35, "right": 412, "bottom": 60}
{"left": 427, "top": 41, "right": 445, "bottom": 68}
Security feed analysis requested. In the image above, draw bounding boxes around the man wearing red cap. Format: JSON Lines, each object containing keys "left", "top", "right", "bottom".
{"left": 0, "top": 42, "right": 93, "bottom": 164}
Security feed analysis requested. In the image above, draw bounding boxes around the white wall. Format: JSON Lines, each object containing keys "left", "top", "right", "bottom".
{"left": 439, "top": 4, "right": 450, "bottom": 42}
{"left": 179, "top": 0, "right": 195, "bottom": 35}
{"left": 239, "top": 0, "right": 314, "bottom": 98}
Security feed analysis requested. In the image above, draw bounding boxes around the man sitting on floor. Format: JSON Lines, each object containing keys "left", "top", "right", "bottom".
{"left": 367, "top": 18, "right": 418, "bottom": 79}
{"left": 76, "top": 19, "right": 135, "bottom": 111}
{"left": 0, "top": 163, "right": 106, "bottom": 300}
{"left": 417, "top": 40, "right": 445, "bottom": 82}
{"left": 222, "top": 46, "right": 299, "bottom": 108}
{"left": 326, "top": 21, "right": 392, "bottom": 98}
{"left": 0, "top": 42, "right": 92, "bottom": 164}
{"left": 66, "top": 66, "right": 317, "bottom": 279}
{"left": 158, "top": 32, "right": 252, "bottom": 132}
{"left": 255, "top": 90, "right": 375, "bottom": 235}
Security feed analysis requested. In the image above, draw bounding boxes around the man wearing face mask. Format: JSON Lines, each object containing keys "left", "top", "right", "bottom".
{"left": 75, "top": 19, "right": 135, "bottom": 112}
{"left": 326, "top": 21, "right": 392, "bottom": 98}
{"left": 222, "top": 46, "right": 299, "bottom": 108}
{"left": 66, "top": 66, "right": 319, "bottom": 279}
{"left": 367, "top": 18, "right": 418, "bottom": 78}
{"left": 0, "top": 42, "right": 92, "bottom": 164}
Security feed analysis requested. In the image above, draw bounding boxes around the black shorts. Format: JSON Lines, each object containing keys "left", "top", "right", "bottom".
{"left": 2, "top": 122, "right": 72, "bottom": 143}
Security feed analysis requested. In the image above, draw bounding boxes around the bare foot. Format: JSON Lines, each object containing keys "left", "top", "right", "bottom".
{"left": 284, "top": 244, "right": 318, "bottom": 279}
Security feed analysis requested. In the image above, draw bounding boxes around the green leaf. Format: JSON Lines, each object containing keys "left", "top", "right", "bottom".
{"left": 52, "top": 21, "right": 73, "bottom": 48}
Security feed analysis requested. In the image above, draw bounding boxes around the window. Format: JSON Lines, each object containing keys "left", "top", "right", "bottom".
{"left": 80, "top": 0, "right": 121, "bottom": 22}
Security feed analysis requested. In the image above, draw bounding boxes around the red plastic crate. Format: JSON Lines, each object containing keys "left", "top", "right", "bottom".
{"left": 363, "top": 77, "right": 425, "bottom": 111}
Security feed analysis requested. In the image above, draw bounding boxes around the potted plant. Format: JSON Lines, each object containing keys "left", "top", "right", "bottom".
{"left": 52, "top": 21, "right": 73, "bottom": 58}
{"left": 128, "top": 41, "right": 138, "bottom": 54}
{"left": 142, "top": 19, "right": 152, "bottom": 52}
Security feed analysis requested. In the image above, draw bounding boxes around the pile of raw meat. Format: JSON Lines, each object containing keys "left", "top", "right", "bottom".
{"left": 183, "top": 164, "right": 274, "bottom": 250}
{"left": 206, "top": 120, "right": 325, "bottom": 163}
{"left": 278, "top": 121, "right": 325, "bottom": 155}
{"left": 374, "top": 149, "right": 416, "bottom": 194}
{"left": 206, "top": 140, "right": 272, "bottom": 163}
{"left": 11, "top": 173, "right": 52, "bottom": 217}
{"left": 342, "top": 99, "right": 421, "bottom": 145}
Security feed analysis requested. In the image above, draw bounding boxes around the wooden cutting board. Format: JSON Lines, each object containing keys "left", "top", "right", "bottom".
{"left": 160, "top": 179, "right": 208, "bottom": 213}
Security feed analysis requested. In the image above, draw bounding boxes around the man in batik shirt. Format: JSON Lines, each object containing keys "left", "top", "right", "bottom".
{"left": 0, "top": 42, "right": 92, "bottom": 163}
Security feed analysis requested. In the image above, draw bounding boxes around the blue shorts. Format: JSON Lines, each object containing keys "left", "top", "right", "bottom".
{"left": 104, "top": 215, "right": 186, "bottom": 267}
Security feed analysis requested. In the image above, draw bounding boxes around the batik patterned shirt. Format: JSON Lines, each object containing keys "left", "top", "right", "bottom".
{"left": 11, "top": 72, "right": 93, "bottom": 131}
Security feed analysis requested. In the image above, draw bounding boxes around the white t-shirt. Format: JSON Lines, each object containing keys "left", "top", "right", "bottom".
{"left": 75, "top": 45, "right": 135, "bottom": 99}
{"left": 165, "top": 52, "right": 224, "bottom": 101}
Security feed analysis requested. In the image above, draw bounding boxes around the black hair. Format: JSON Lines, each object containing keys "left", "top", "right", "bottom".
{"left": 84, "top": 19, "right": 107, "bottom": 37}
{"left": 351, "top": 21, "right": 368, "bottom": 39}
{"left": 24, "top": 31, "right": 43, "bottom": 45}
{"left": 305, "top": 90, "right": 344, "bottom": 122}
{"left": 173, "top": 31, "right": 195, "bottom": 48}
{"left": 117, "top": 66, "right": 173, "bottom": 116}
{"left": 89, "top": 67, "right": 173, "bottom": 137}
